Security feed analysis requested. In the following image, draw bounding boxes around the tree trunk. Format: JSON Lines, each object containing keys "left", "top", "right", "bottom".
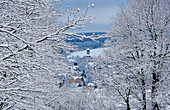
{"left": 151, "top": 46, "right": 160, "bottom": 110}
{"left": 126, "top": 96, "right": 130, "bottom": 110}
{"left": 141, "top": 68, "right": 146, "bottom": 110}
{"left": 151, "top": 71, "right": 159, "bottom": 110}
{"left": 141, "top": 78, "right": 146, "bottom": 110}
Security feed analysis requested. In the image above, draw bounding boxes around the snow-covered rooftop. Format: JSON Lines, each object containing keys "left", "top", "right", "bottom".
{"left": 88, "top": 83, "right": 94, "bottom": 86}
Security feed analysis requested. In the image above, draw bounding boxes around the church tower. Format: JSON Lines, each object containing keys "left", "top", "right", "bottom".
{"left": 86, "top": 48, "right": 91, "bottom": 64}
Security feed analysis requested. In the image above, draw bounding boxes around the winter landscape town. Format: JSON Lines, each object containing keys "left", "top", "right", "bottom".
{"left": 0, "top": 0, "right": 169, "bottom": 110}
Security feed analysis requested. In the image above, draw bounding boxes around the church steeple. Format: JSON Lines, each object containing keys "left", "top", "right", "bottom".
{"left": 86, "top": 48, "right": 90, "bottom": 56}
{"left": 86, "top": 48, "right": 91, "bottom": 64}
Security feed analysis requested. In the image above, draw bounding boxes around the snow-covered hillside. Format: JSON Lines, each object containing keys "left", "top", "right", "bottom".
{"left": 67, "top": 47, "right": 108, "bottom": 59}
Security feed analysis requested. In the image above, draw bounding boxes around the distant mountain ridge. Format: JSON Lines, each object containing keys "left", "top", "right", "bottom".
{"left": 66, "top": 32, "right": 109, "bottom": 51}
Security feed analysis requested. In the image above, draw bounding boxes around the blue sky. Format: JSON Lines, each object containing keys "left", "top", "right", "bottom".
{"left": 62, "top": 0, "right": 126, "bottom": 32}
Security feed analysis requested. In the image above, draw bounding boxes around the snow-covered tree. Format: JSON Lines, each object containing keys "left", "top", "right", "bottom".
{"left": 95, "top": 0, "right": 169, "bottom": 110}
{"left": 93, "top": 41, "right": 142, "bottom": 110}
{"left": 48, "top": 87, "right": 127, "bottom": 110}
{"left": 0, "top": 0, "right": 95, "bottom": 109}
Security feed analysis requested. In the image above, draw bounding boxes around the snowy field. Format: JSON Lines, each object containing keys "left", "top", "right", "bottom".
{"left": 67, "top": 47, "right": 109, "bottom": 59}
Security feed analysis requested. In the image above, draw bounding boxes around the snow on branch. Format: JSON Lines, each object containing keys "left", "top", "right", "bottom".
{"left": 62, "top": 32, "right": 104, "bottom": 41}
{"left": 0, "top": 28, "right": 29, "bottom": 44}
{"left": 36, "top": 17, "right": 95, "bottom": 43}
{"left": 0, "top": 44, "right": 9, "bottom": 48}
{"left": 2, "top": 53, "right": 16, "bottom": 61}
{"left": 0, "top": 88, "right": 42, "bottom": 93}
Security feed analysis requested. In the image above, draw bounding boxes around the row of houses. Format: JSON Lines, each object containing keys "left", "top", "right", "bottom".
{"left": 58, "top": 75, "right": 96, "bottom": 89}
{"left": 57, "top": 48, "right": 103, "bottom": 89}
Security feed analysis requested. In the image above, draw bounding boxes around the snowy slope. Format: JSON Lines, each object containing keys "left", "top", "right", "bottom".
{"left": 67, "top": 47, "right": 108, "bottom": 59}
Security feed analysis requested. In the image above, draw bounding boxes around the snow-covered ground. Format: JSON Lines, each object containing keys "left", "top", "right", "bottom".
{"left": 67, "top": 47, "right": 108, "bottom": 59}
